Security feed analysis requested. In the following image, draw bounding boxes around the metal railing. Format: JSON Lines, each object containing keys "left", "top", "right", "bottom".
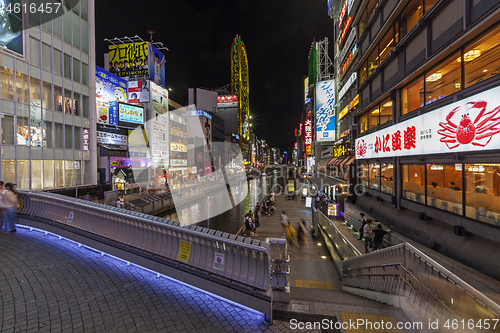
{"left": 342, "top": 243, "right": 500, "bottom": 330}
{"left": 18, "top": 191, "right": 272, "bottom": 292}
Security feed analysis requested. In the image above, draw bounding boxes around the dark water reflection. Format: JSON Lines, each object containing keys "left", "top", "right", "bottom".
{"left": 158, "top": 173, "right": 279, "bottom": 234}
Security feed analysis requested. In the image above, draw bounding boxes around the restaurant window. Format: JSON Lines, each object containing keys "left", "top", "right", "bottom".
{"left": 2, "top": 160, "right": 16, "bottom": 184}
{"left": 369, "top": 107, "right": 380, "bottom": 129}
{"left": 400, "top": 0, "right": 423, "bottom": 40}
{"left": 401, "top": 76, "right": 424, "bottom": 115}
{"left": 424, "top": 0, "right": 438, "bottom": 13}
{"left": 1, "top": 66, "right": 14, "bottom": 100}
{"left": 402, "top": 164, "right": 425, "bottom": 203}
{"left": 359, "top": 164, "right": 369, "bottom": 187}
{"left": 55, "top": 160, "right": 64, "bottom": 187}
{"left": 369, "top": 163, "right": 380, "bottom": 189}
{"left": 2, "top": 114, "right": 15, "bottom": 145}
{"left": 426, "top": 52, "right": 461, "bottom": 106}
{"left": 43, "top": 160, "right": 54, "bottom": 189}
{"left": 17, "top": 73, "right": 29, "bottom": 105}
{"left": 379, "top": 29, "right": 394, "bottom": 63}
{"left": 32, "top": 160, "right": 43, "bottom": 190}
{"left": 465, "top": 164, "right": 500, "bottom": 225}
{"left": 380, "top": 98, "right": 393, "bottom": 125}
{"left": 359, "top": 112, "right": 369, "bottom": 134}
{"left": 464, "top": 25, "right": 500, "bottom": 88}
{"left": 18, "top": 160, "right": 30, "bottom": 190}
{"left": 427, "top": 164, "right": 463, "bottom": 214}
{"left": 381, "top": 163, "right": 394, "bottom": 194}
{"left": 367, "top": 48, "right": 379, "bottom": 77}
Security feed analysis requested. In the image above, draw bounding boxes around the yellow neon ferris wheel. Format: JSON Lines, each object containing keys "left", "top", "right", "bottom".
{"left": 231, "top": 34, "right": 249, "bottom": 146}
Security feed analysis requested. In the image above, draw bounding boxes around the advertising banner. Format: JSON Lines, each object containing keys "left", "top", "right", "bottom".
{"left": 356, "top": 86, "right": 500, "bottom": 159}
{"left": 151, "top": 82, "right": 169, "bottom": 116}
{"left": 127, "top": 80, "right": 150, "bottom": 103}
{"left": 217, "top": 95, "right": 238, "bottom": 107}
{"left": 150, "top": 82, "right": 169, "bottom": 159}
{"left": 96, "top": 66, "right": 127, "bottom": 125}
{"left": 171, "top": 142, "right": 187, "bottom": 153}
{"left": 110, "top": 157, "right": 151, "bottom": 169}
{"left": 304, "top": 77, "right": 310, "bottom": 105}
{"left": 96, "top": 131, "right": 128, "bottom": 145}
{"left": 83, "top": 129, "right": 89, "bottom": 150}
{"left": 0, "top": 1, "right": 23, "bottom": 56}
{"left": 108, "top": 42, "right": 149, "bottom": 77}
{"left": 118, "top": 102, "right": 144, "bottom": 126}
{"left": 148, "top": 43, "right": 165, "bottom": 87}
{"left": 316, "top": 80, "right": 336, "bottom": 142}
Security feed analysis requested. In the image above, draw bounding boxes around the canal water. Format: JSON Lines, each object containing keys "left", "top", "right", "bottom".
{"left": 158, "top": 172, "right": 280, "bottom": 234}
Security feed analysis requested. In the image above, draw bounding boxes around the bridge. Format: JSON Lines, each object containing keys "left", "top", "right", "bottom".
{"left": 5, "top": 187, "right": 500, "bottom": 331}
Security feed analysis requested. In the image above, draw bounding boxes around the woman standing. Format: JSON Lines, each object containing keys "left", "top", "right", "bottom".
{"left": 1, "top": 183, "right": 18, "bottom": 234}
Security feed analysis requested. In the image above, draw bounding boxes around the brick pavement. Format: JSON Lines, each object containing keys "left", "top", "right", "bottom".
{"left": 0, "top": 228, "right": 325, "bottom": 333}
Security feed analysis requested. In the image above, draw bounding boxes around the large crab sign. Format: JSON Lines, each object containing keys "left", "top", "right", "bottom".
{"left": 437, "top": 101, "right": 500, "bottom": 149}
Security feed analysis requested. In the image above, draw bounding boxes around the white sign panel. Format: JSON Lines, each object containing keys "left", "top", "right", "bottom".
{"left": 316, "top": 80, "right": 336, "bottom": 142}
{"left": 338, "top": 72, "right": 356, "bottom": 100}
{"left": 356, "top": 86, "right": 500, "bottom": 159}
{"left": 96, "top": 131, "right": 128, "bottom": 145}
{"left": 128, "top": 80, "right": 150, "bottom": 103}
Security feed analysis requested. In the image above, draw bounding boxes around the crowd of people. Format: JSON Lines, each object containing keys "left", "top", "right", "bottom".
{"left": 358, "top": 212, "right": 393, "bottom": 253}
{"left": 0, "top": 181, "right": 18, "bottom": 235}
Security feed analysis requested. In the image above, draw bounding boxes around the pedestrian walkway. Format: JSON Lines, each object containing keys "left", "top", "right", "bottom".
{"left": 253, "top": 184, "right": 418, "bottom": 332}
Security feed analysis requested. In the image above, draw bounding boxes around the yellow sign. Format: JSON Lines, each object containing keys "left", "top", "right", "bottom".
{"left": 171, "top": 142, "right": 187, "bottom": 152}
{"left": 288, "top": 180, "right": 295, "bottom": 192}
{"left": 349, "top": 94, "right": 359, "bottom": 109}
{"left": 128, "top": 129, "right": 148, "bottom": 146}
{"left": 334, "top": 145, "right": 347, "bottom": 157}
{"left": 178, "top": 240, "right": 191, "bottom": 262}
{"left": 306, "top": 145, "right": 311, "bottom": 155}
{"left": 339, "top": 105, "right": 349, "bottom": 120}
{"left": 108, "top": 42, "right": 149, "bottom": 77}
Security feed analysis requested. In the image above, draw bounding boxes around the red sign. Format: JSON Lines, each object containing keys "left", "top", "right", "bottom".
{"left": 217, "top": 95, "right": 238, "bottom": 107}
{"left": 295, "top": 128, "right": 298, "bottom": 137}
{"left": 339, "top": 17, "right": 353, "bottom": 44}
{"left": 304, "top": 119, "right": 312, "bottom": 156}
{"left": 83, "top": 129, "right": 89, "bottom": 151}
{"left": 294, "top": 142, "right": 298, "bottom": 149}
{"left": 338, "top": 0, "right": 348, "bottom": 28}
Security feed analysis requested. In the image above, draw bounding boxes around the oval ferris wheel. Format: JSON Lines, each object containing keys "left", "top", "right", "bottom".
{"left": 231, "top": 34, "right": 250, "bottom": 149}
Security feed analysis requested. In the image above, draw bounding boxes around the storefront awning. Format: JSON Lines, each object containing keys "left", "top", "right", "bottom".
{"left": 317, "top": 158, "right": 332, "bottom": 167}
{"left": 327, "top": 157, "right": 337, "bottom": 166}
{"left": 340, "top": 155, "right": 356, "bottom": 166}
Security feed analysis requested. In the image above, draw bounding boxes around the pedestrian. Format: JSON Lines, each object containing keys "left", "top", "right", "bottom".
{"left": 244, "top": 213, "right": 254, "bottom": 237}
{"left": 285, "top": 220, "right": 297, "bottom": 249}
{"left": 116, "top": 198, "right": 122, "bottom": 208}
{"left": 372, "top": 224, "right": 393, "bottom": 250}
{"left": 83, "top": 192, "right": 91, "bottom": 201}
{"left": 281, "top": 211, "right": 289, "bottom": 235}
{"left": 254, "top": 204, "right": 261, "bottom": 236}
{"left": 363, "top": 219, "right": 374, "bottom": 253}
{"left": 0, "top": 183, "right": 18, "bottom": 234}
{"left": 358, "top": 213, "right": 367, "bottom": 240}
{"left": 297, "top": 219, "right": 307, "bottom": 250}
{"left": 120, "top": 196, "right": 125, "bottom": 208}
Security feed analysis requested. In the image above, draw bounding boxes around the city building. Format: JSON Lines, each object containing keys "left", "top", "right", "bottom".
{"left": 350, "top": 0, "right": 500, "bottom": 277}
{"left": 0, "top": 0, "right": 96, "bottom": 189}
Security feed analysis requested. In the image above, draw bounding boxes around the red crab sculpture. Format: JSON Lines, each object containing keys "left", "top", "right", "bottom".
{"left": 437, "top": 101, "right": 500, "bottom": 149}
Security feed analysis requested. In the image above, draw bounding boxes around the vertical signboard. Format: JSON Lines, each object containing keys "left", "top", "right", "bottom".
{"left": 148, "top": 43, "right": 166, "bottom": 87}
{"left": 304, "top": 77, "right": 311, "bottom": 105}
{"left": 150, "top": 82, "right": 169, "bottom": 164}
{"left": 316, "top": 80, "right": 336, "bottom": 142}
{"left": 305, "top": 118, "right": 312, "bottom": 155}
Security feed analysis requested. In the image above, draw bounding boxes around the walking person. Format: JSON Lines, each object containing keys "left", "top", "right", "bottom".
{"left": 1, "top": 183, "right": 18, "bottom": 234}
{"left": 297, "top": 219, "right": 307, "bottom": 250}
{"left": 281, "top": 211, "right": 289, "bottom": 236}
{"left": 244, "top": 213, "right": 254, "bottom": 237}
{"left": 358, "top": 213, "right": 367, "bottom": 240}
{"left": 363, "top": 219, "right": 374, "bottom": 253}
{"left": 285, "top": 221, "right": 297, "bottom": 250}
{"left": 372, "top": 224, "right": 393, "bottom": 251}
{"left": 253, "top": 204, "right": 261, "bottom": 236}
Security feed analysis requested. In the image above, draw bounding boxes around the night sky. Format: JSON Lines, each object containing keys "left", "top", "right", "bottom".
{"left": 95, "top": 0, "right": 333, "bottom": 152}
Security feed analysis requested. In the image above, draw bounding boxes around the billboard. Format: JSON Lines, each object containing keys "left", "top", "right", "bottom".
{"left": 196, "top": 88, "right": 218, "bottom": 113}
{"left": 304, "top": 77, "right": 311, "bottom": 105}
{"left": 148, "top": 43, "right": 165, "bottom": 87}
{"left": 118, "top": 102, "right": 144, "bottom": 126}
{"left": 96, "top": 66, "right": 127, "bottom": 125}
{"left": 0, "top": 0, "right": 23, "bottom": 56}
{"left": 150, "top": 82, "right": 169, "bottom": 160}
{"left": 316, "top": 80, "right": 336, "bottom": 142}
{"left": 355, "top": 85, "right": 500, "bottom": 159}
{"left": 151, "top": 82, "right": 169, "bottom": 116}
{"left": 217, "top": 95, "right": 238, "bottom": 107}
{"left": 108, "top": 42, "right": 149, "bottom": 77}
{"left": 128, "top": 80, "right": 150, "bottom": 103}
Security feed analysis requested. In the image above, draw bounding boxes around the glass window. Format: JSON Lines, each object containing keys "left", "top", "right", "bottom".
{"left": 369, "top": 163, "right": 380, "bottom": 189}
{"left": 400, "top": 0, "right": 423, "bottom": 40}
{"left": 72, "top": 12, "right": 80, "bottom": 49}
{"left": 64, "top": 53, "right": 72, "bottom": 79}
{"left": 44, "top": 121, "right": 52, "bottom": 148}
{"left": 359, "top": 112, "right": 369, "bottom": 134}
{"left": 1, "top": 66, "right": 14, "bottom": 100}
{"left": 379, "top": 29, "right": 394, "bottom": 63}
{"left": 64, "top": 89, "right": 72, "bottom": 114}
{"left": 63, "top": 12, "right": 72, "bottom": 44}
{"left": 41, "top": 9, "right": 52, "bottom": 33}
{"left": 30, "top": 78, "right": 41, "bottom": 103}
{"left": 54, "top": 86, "right": 63, "bottom": 112}
{"left": 53, "top": 12, "right": 62, "bottom": 39}
{"left": 30, "top": 99, "right": 42, "bottom": 147}
{"left": 2, "top": 160, "right": 16, "bottom": 184}
{"left": 74, "top": 126, "right": 81, "bottom": 149}
{"left": 81, "top": 21, "right": 88, "bottom": 54}
{"left": 65, "top": 160, "right": 74, "bottom": 187}
{"left": 402, "top": 164, "right": 425, "bottom": 203}
{"left": 84, "top": 160, "right": 91, "bottom": 184}
{"left": 65, "top": 124, "right": 73, "bottom": 149}
{"left": 381, "top": 163, "right": 394, "bottom": 194}
{"left": 359, "top": 8, "right": 367, "bottom": 37}
{"left": 464, "top": 25, "right": 500, "bottom": 88}
{"left": 55, "top": 160, "right": 64, "bottom": 187}
{"left": 17, "top": 116, "right": 29, "bottom": 146}
{"left": 82, "top": 94, "right": 89, "bottom": 118}
{"left": 74, "top": 93, "right": 80, "bottom": 116}
{"left": 424, "top": 0, "right": 438, "bottom": 13}
{"left": 359, "top": 62, "right": 368, "bottom": 84}
{"left": 54, "top": 49, "right": 62, "bottom": 76}
{"left": 16, "top": 73, "right": 29, "bottom": 104}
{"left": 401, "top": 76, "right": 424, "bottom": 115}
{"left": 427, "top": 164, "right": 463, "bottom": 214}
{"left": 369, "top": 107, "right": 380, "bottom": 129}
{"left": 29, "top": 37, "right": 40, "bottom": 67}
{"left": 1, "top": 114, "right": 15, "bottom": 145}
{"left": 82, "top": 63, "right": 88, "bottom": 86}
{"left": 42, "top": 82, "right": 52, "bottom": 110}
{"left": 426, "top": 52, "right": 461, "bottom": 105}
{"left": 73, "top": 58, "right": 80, "bottom": 83}
{"left": 81, "top": 0, "right": 88, "bottom": 21}
{"left": 380, "top": 98, "right": 393, "bottom": 125}
{"left": 368, "top": 47, "right": 379, "bottom": 77}
{"left": 29, "top": 0, "right": 41, "bottom": 25}
{"left": 359, "top": 164, "right": 369, "bottom": 187}
{"left": 465, "top": 164, "right": 500, "bottom": 225}
{"left": 55, "top": 123, "right": 63, "bottom": 148}
{"left": 44, "top": 160, "right": 54, "bottom": 189}
{"left": 32, "top": 160, "right": 43, "bottom": 190}
{"left": 18, "top": 160, "right": 30, "bottom": 190}
{"left": 42, "top": 43, "right": 51, "bottom": 71}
